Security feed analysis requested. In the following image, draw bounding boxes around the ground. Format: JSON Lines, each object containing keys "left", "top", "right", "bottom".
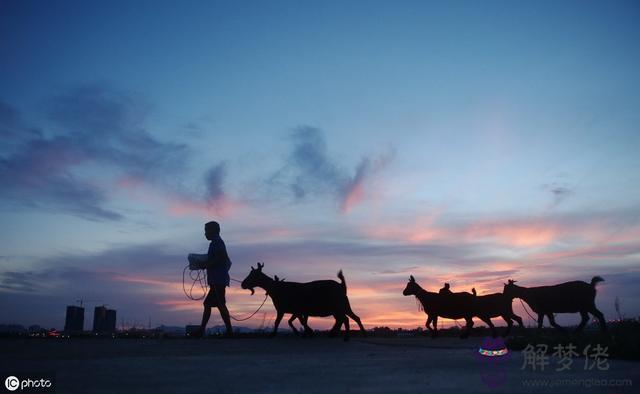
{"left": 1, "top": 336, "right": 638, "bottom": 393}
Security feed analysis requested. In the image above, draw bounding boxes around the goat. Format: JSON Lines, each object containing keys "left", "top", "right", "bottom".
{"left": 404, "top": 278, "right": 523, "bottom": 338}
{"left": 502, "top": 277, "right": 607, "bottom": 333}
{"left": 273, "top": 275, "right": 313, "bottom": 337}
{"left": 240, "top": 263, "right": 366, "bottom": 340}
{"left": 403, "top": 276, "right": 475, "bottom": 338}
{"left": 468, "top": 287, "right": 524, "bottom": 337}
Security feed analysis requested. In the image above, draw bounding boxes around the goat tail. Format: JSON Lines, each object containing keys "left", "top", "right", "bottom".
{"left": 337, "top": 270, "right": 347, "bottom": 291}
{"left": 591, "top": 276, "right": 604, "bottom": 287}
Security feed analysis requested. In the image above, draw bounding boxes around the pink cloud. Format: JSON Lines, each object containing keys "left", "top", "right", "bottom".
{"left": 359, "top": 213, "right": 631, "bottom": 249}
{"left": 116, "top": 175, "right": 145, "bottom": 190}
{"left": 341, "top": 181, "right": 365, "bottom": 213}
{"left": 166, "top": 195, "right": 238, "bottom": 218}
{"left": 340, "top": 151, "right": 394, "bottom": 213}
{"left": 362, "top": 212, "right": 445, "bottom": 243}
{"left": 463, "top": 220, "right": 559, "bottom": 247}
{"left": 114, "top": 174, "right": 240, "bottom": 218}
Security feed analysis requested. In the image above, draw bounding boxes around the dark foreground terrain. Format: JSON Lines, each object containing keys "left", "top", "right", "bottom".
{"left": 1, "top": 336, "right": 638, "bottom": 393}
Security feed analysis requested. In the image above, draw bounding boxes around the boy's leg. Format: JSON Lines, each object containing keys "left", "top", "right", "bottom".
{"left": 199, "top": 306, "right": 212, "bottom": 334}
{"left": 197, "top": 289, "right": 217, "bottom": 337}
{"left": 218, "top": 304, "right": 233, "bottom": 336}
{"left": 213, "top": 285, "right": 233, "bottom": 336}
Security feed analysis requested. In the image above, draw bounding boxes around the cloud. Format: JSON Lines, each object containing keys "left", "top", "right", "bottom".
{"left": 2, "top": 224, "right": 640, "bottom": 329}
{"left": 165, "top": 161, "right": 237, "bottom": 217}
{"left": 271, "top": 126, "right": 392, "bottom": 212}
{"left": 340, "top": 158, "right": 370, "bottom": 212}
{"left": 0, "top": 85, "right": 226, "bottom": 221}
{"left": 374, "top": 266, "right": 420, "bottom": 275}
{"left": 204, "top": 162, "right": 226, "bottom": 204}
{"left": 0, "top": 100, "right": 42, "bottom": 148}
{"left": 286, "top": 126, "right": 344, "bottom": 199}
{"left": 362, "top": 206, "right": 640, "bottom": 251}
{"left": 0, "top": 101, "right": 20, "bottom": 130}
{"left": 2, "top": 101, "right": 393, "bottom": 220}
{"left": 0, "top": 134, "right": 124, "bottom": 221}
{"left": 0, "top": 271, "right": 40, "bottom": 292}
{"left": 45, "top": 85, "right": 189, "bottom": 182}
{"left": 542, "top": 181, "right": 574, "bottom": 207}
{"left": 362, "top": 214, "right": 560, "bottom": 247}
{"left": 1, "top": 100, "right": 124, "bottom": 221}
{"left": 463, "top": 219, "right": 559, "bottom": 247}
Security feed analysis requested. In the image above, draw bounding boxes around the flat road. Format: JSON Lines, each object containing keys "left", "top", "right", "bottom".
{"left": 1, "top": 336, "right": 638, "bottom": 393}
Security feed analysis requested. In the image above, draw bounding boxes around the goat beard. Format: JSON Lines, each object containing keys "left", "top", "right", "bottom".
{"left": 248, "top": 287, "right": 255, "bottom": 296}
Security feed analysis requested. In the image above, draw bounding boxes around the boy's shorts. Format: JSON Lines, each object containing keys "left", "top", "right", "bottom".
{"left": 203, "top": 284, "right": 226, "bottom": 307}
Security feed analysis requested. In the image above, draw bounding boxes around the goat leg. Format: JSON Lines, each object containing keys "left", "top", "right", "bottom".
{"left": 269, "top": 311, "right": 285, "bottom": 338}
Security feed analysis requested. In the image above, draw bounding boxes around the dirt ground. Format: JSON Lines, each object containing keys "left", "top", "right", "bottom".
{"left": 1, "top": 336, "right": 638, "bottom": 393}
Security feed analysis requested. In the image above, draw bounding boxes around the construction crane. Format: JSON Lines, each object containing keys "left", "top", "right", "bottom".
{"left": 75, "top": 299, "right": 102, "bottom": 307}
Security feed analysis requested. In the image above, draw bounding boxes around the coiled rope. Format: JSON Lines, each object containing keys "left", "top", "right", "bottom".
{"left": 182, "top": 265, "right": 208, "bottom": 301}
{"left": 182, "top": 265, "right": 269, "bottom": 322}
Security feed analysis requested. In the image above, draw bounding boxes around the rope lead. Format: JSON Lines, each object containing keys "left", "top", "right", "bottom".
{"left": 182, "top": 265, "right": 269, "bottom": 322}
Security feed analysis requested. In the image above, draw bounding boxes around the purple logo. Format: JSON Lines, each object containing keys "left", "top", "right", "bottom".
{"left": 475, "top": 337, "right": 511, "bottom": 388}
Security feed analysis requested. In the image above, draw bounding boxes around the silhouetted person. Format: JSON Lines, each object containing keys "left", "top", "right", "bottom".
{"left": 439, "top": 283, "right": 452, "bottom": 295}
{"left": 195, "top": 221, "right": 233, "bottom": 337}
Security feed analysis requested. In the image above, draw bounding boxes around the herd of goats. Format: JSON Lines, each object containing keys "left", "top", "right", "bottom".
{"left": 239, "top": 263, "right": 608, "bottom": 341}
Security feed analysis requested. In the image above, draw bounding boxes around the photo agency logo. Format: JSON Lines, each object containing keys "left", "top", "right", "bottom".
{"left": 4, "top": 377, "right": 18, "bottom": 392}
{"left": 3, "top": 374, "right": 55, "bottom": 393}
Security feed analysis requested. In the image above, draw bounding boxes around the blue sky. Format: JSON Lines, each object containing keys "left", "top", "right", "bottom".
{"left": 1, "top": 0, "right": 639, "bottom": 329}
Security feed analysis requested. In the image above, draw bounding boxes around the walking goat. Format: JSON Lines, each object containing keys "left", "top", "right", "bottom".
{"left": 241, "top": 263, "right": 366, "bottom": 340}
{"left": 502, "top": 277, "right": 606, "bottom": 333}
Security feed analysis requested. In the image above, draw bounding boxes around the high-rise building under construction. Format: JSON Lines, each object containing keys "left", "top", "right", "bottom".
{"left": 93, "top": 306, "right": 117, "bottom": 333}
{"left": 64, "top": 305, "right": 84, "bottom": 332}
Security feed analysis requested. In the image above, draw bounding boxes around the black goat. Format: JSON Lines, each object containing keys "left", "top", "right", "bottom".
{"left": 502, "top": 277, "right": 607, "bottom": 333}
{"left": 240, "top": 263, "right": 366, "bottom": 340}
{"left": 273, "top": 275, "right": 312, "bottom": 336}
{"left": 402, "top": 276, "right": 475, "bottom": 338}
{"left": 469, "top": 287, "right": 524, "bottom": 337}
{"left": 404, "top": 278, "right": 523, "bottom": 338}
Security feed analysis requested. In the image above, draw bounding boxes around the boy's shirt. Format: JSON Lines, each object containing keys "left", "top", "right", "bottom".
{"left": 207, "top": 235, "right": 232, "bottom": 286}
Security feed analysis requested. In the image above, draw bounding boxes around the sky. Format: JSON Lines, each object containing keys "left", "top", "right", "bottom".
{"left": 1, "top": 0, "right": 639, "bottom": 330}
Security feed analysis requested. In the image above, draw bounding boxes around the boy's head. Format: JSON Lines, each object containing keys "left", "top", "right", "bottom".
{"left": 205, "top": 221, "right": 220, "bottom": 240}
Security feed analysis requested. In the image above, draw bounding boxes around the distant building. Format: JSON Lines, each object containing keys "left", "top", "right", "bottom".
{"left": 106, "top": 309, "right": 116, "bottom": 332}
{"left": 28, "top": 324, "right": 43, "bottom": 333}
{"left": 93, "top": 306, "right": 106, "bottom": 333}
{"left": 64, "top": 306, "right": 84, "bottom": 332}
{"left": 93, "top": 306, "right": 117, "bottom": 333}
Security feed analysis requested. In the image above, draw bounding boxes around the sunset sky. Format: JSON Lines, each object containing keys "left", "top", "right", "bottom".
{"left": 1, "top": 0, "right": 639, "bottom": 330}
